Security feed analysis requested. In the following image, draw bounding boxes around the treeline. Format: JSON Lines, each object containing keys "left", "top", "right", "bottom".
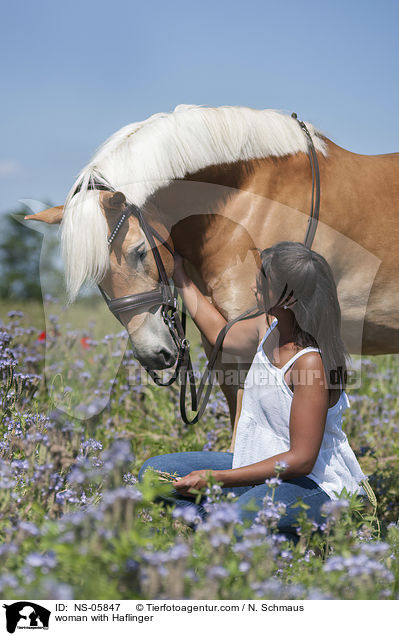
{"left": 0, "top": 204, "right": 61, "bottom": 300}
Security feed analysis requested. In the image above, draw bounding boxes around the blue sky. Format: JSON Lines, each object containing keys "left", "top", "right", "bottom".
{"left": 1, "top": 0, "right": 398, "bottom": 215}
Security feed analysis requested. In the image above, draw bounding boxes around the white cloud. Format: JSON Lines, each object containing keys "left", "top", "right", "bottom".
{"left": 0, "top": 160, "right": 22, "bottom": 177}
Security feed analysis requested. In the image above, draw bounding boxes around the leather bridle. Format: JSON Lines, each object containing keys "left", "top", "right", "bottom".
{"left": 98, "top": 203, "right": 193, "bottom": 394}
{"left": 97, "top": 113, "right": 321, "bottom": 425}
{"left": 291, "top": 113, "right": 321, "bottom": 249}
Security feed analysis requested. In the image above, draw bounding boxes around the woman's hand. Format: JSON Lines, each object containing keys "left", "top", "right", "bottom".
{"left": 173, "top": 470, "right": 216, "bottom": 497}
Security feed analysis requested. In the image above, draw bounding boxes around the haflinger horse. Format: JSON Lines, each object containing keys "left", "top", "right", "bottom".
{"left": 26, "top": 104, "right": 399, "bottom": 446}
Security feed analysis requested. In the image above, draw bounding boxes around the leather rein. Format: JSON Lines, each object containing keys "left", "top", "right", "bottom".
{"left": 97, "top": 113, "right": 321, "bottom": 425}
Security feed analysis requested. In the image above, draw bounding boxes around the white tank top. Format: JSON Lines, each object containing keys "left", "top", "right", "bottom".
{"left": 232, "top": 318, "right": 366, "bottom": 500}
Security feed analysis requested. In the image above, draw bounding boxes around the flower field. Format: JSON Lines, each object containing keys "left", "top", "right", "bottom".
{"left": 1, "top": 301, "right": 399, "bottom": 600}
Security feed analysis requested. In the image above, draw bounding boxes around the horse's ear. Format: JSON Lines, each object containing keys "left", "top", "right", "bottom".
{"left": 99, "top": 191, "right": 126, "bottom": 211}
{"left": 24, "top": 205, "right": 64, "bottom": 224}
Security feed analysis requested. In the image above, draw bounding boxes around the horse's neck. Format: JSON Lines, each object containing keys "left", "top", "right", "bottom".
{"left": 165, "top": 153, "right": 312, "bottom": 254}
{"left": 157, "top": 141, "right": 399, "bottom": 258}
{"left": 151, "top": 144, "right": 399, "bottom": 325}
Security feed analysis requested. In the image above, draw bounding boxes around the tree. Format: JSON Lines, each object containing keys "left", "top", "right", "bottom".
{"left": 0, "top": 204, "right": 61, "bottom": 301}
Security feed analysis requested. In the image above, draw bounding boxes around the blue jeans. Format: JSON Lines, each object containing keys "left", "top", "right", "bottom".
{"left": 138, "top": 451, "right": 331, "bottom": 542}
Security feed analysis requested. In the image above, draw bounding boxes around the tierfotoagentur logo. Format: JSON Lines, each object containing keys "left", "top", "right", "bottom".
{"left": 2, "top": 602, "right": 51, "bottom": 633}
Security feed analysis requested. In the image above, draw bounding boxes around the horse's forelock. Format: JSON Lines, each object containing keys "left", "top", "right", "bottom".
{"left": 61, "top": 189, "right": 109, "bottom": 302}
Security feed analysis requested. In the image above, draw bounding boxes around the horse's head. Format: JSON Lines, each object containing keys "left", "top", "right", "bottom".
{"left": 25, "top": 192, "right": 179, "bottom": 370}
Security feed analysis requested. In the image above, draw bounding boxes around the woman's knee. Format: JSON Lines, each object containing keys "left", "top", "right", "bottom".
{"left": 137, "top": 455, "right": 167, "bottom": 482}
{"left": 138, "top": 451, "right": 233, "bottom": 483}
{"left": 137, "top": 452, "right": 191, "bottom": 482}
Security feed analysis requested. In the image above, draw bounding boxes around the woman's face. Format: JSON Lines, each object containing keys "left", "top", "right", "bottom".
{"left": 252, "top": 273, "right": 278, "bottom": 316}
{"left": 253, "top": 271, "right": 295, "bottom": 318}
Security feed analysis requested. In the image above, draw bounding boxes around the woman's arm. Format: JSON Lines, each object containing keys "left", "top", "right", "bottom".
{"left": 174, "top": 352, "right": 329, "bottom": 494}
{"left": 173, "top": 253, "right": 262, "bottom": 357}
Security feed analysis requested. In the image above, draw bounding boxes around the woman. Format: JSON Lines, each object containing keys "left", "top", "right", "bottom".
{"left": 138, "top": 241, "right": 366, "bottom": 541}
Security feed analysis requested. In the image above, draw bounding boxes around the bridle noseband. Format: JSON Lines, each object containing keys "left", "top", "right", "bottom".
{"left": 97, "top": 113, "right": 320, "bottom": 425}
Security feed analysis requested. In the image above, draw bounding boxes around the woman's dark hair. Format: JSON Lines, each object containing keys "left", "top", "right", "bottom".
{"left": 257, "top": 241, "right": 350, "bottom": 391}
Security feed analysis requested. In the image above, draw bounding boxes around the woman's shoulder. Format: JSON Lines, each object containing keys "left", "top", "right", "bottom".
{"left": 290, "top": 351, "right": 344, "bottom": 409}
{"left": 293, "top": 348, "right": 323, "bottom": 365}
{"left": 289, "top": 349, "right": 324, "bottom": 381}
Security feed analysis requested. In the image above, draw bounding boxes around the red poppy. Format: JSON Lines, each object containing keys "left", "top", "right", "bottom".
{"left": 80, "top": 337, "right": 90, "bottom": 349}
{"left": 37, "top": 331, "right": 46, "bottom": 342}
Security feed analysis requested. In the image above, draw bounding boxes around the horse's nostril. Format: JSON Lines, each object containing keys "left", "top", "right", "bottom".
{"left": 159, "top": 348, "right": 176, "bottom": 367}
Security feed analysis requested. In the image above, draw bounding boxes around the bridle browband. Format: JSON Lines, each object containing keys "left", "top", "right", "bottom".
{"left": 96, "top": 113, "right": 321, "bottom": 425}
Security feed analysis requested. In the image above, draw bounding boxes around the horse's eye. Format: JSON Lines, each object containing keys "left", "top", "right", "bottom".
{"left": 127, "top": 242, "right": 146, "bottom": 264}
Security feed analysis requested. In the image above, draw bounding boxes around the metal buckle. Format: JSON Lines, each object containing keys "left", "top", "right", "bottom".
{"left": 161, "top": 305, "right": 176, "bottom": 329}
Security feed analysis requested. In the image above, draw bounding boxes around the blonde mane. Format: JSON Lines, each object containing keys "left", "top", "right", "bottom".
{"left": 61, "top": 104, "right": 328, "bottom": 300}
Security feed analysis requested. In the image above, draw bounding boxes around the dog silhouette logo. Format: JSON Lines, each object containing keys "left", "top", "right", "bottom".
{"left": 2, "top": 602, "right": 51, "bottom": 633}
